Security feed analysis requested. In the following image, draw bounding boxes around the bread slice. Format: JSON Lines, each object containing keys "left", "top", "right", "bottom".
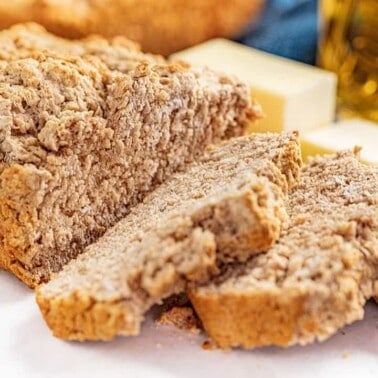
{"left": 0, "top": 45, "right": 260, "bottom": 287}
{"left": 189, "top": 152, "right": 378, "bottom": 349}
{"left": 36, "top": 132, "right": 302, "bottom": 341}
{"left": 0, "top": 1, "right": 265, "bottom": 55}
{"left": 0, "top": 23, "right": 164, "bottom": 73}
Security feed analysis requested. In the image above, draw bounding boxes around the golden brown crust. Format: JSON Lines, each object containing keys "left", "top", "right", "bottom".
{"left": 0, "top": 1, "right": 265, "bottom": 55}
{"left": 37, "top": 292, "right": 137, "bottom": 341}
{"left": 0, "top": 165, "right": 48, "bottom": 287}
{"left": 189, "top": 152, "right": 378, "bottom": 349}
{"left": 189, "top": 290, "right": 305, "bottom": 348}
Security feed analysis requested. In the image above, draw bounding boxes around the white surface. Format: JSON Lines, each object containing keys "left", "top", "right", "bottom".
{"left": 1, "top": 269, "right": 377, "bottom": 378}
{"left": 172, "top": 39, "right": 337, "bottom": 133}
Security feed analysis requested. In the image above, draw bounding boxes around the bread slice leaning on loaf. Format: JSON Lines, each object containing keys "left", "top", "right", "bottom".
{"left": 36, "top": 132, "right": 302, "bottom": 341}
{"left": 189, "top": 151, "right": 378, "bottom": 349}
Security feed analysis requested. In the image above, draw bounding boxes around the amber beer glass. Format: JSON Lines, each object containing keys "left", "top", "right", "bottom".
{"left": 318, "top": 0, "right": 378, "bottom": 121}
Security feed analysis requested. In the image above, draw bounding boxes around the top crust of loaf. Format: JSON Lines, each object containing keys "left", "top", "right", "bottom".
{"left": 190, "top": 151, "right": 378, "bottom": 349}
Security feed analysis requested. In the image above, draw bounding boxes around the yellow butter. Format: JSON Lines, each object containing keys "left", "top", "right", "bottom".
{"left": 301, "top": 119, "right": 378, "bottom": 165}
{"left": 171, "top": 39, "right": 337, "bottom": 133}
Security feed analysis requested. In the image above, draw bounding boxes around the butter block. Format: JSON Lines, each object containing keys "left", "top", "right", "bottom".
{"left": 301, "top": 119, "right": 378, "bottom": 165}
{"left": 171, "top": 39, "right": 337, "bottom": 133}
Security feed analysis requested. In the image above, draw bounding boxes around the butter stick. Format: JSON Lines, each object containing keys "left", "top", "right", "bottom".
{"left": 171, "top": 39, "right": 337, "bottom": 133}
{"left": 301, "top": 119, "right": 378, "bottom": 165}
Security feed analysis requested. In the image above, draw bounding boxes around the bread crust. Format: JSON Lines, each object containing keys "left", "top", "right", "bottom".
{"left": 37, "top": 292, "right": 138, "bottom": 341}
{"left": 189, "top": 152, "right": 378, "bottom": 349}
{"left": 190, "top": 289, "right": 306, "bottom": 348}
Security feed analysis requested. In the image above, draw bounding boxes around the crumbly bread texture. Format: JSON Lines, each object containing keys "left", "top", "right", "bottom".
{"left": 189, "top": 152, "right": 378, "bottom": 349}
{"left": 0, "top": 23, "right": 163, "bottom": 73}
{"left": 0, "top": 43, "right": 259, "bottom": 287}
{"left": 0, "top": 1, "right": 265, "bottom": 55}
{"left": 156, "top": 306, "right": 201, "bottom": 334}
{"left": 36, "top": 132, "right": 302, "bottom": 341}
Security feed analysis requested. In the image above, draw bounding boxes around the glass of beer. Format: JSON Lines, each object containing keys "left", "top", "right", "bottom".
{"left": 318, "top": 0, "right": 378, "bottom": 121}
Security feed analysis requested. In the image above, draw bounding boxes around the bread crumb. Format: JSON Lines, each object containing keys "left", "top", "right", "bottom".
{"left": 156, "top": 306, "right": 201, "bottom": 334}
{"left": 202, "top": 340, "right": 216, "bottom": 350}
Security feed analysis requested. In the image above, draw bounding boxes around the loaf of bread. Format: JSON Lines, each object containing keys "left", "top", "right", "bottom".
{"left": 36, "top": 132, "right": 302, "bottom": 341}
{"left": 0, "top": 25, "right": 261, "bottom": 287}
{"left": 0, "top": 1, "right": 265, "bottom": 55}
{"left": 189, "top": 152, "right": 378, "bottom": 349}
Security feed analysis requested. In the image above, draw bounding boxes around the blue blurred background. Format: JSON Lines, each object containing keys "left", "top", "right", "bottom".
{"left": 237, "top": 0, "right": 318, "bottom": 65}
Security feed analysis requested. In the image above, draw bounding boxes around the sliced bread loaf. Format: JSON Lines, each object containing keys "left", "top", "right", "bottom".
{"left": 36, "top": 132, "right": 302, "bottom": 341}
{"left": 189, "top": 152, "right": 378, "bottom": 349}
{"left": 0, "top": 47, "right": 259, "bottom": 287}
